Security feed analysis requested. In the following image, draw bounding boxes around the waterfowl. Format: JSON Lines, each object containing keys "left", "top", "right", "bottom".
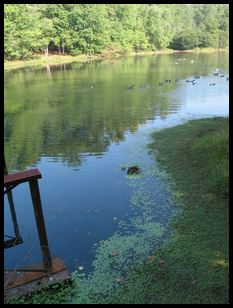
{"left": 127, "top": 165, "right": 140, "bottom": 175}
{"left": 127, "top": 84, "right": 135, "bottom": 90}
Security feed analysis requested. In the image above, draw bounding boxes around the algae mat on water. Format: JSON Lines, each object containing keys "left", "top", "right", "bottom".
{"left": 71, "top": 158, "right": 179, "bottom": 304}
{"left": 72, "top": 117, "right": 229, "bottom": 304}
{"left": 7, "top": 117, "right": 228, "bottom": 304}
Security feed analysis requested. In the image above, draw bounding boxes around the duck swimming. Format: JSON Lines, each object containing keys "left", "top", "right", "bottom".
{"left": 127, "top": 85, "right": 135, "bottom": 90}
{"left": 127, "top": 165, "right": 140, "bottom": 175}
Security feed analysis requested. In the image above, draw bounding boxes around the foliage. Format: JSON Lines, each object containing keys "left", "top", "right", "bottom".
{"left": 170, "top": 30, "right": 200, "bottom": 50}
{"left": 4, "top": 4, "right": 229, "bottom": 60}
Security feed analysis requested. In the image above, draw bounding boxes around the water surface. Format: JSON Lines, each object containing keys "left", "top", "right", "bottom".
{"left": 4, "top": 52, "right": 229, "bottom": 274}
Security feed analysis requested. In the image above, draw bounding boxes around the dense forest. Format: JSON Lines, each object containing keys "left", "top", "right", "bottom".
{"left": 4, "top": 4, "right": 229, "bottom": 61}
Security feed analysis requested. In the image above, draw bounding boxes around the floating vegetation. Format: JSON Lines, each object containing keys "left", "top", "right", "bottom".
{"left": 72, "top": 221, "right": 166, "bottom": 303}
{"left": 71, "top": 132, "right": 179, "bottom": 304}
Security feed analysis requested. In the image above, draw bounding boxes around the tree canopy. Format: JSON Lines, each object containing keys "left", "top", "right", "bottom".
{"left": 4, "top": 4, "right": 229, "bottom": 60}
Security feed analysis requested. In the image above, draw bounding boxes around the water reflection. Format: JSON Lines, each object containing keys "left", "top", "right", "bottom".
{"left": 4, "top": 52, "right": 228, "bottom": 172}
{"left": 4, "top": 52, "right": 229, "bottom": 272}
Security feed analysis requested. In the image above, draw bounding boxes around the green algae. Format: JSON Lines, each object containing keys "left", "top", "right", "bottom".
{"left": 71, "top": 154, "right": 176, "bottom": 304}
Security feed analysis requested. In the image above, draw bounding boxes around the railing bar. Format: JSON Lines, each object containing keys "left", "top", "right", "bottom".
{"left": 4, "top": 183, "right": 20, "bottom": 195}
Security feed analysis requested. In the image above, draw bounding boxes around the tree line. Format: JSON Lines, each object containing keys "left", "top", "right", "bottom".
{"left": 4, "top": 4, "right": 229, "bottom": 61}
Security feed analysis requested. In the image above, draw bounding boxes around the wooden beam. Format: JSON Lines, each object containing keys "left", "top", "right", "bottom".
{"left": 29, "top": 179, "right": 52, "bottom": 270}
{"left": 4, "top": 169, "right": 41, "bottom": 187}
{"left": 4, "top": 258, "right": 70, "bottom": 302}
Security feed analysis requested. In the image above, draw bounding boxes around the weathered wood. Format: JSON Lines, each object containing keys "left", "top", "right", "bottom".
{"left": 4, "top": 157, "right": 21, "bottom": 243}
{"left": 4, "top": 169, "right": 41, "bottom": 187}
{"left": 29, "top": 179, "right": 52, "bottom": 271}
{"left": 4, "top": 258, "right": 70, "bottom": 301}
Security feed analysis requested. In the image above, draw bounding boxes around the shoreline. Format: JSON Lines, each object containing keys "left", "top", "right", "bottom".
{"left": 4, "top": 48, "right": 228, "bottom": 71}
{"left": 7, "top": 117, "right": 229, "bottom": 304}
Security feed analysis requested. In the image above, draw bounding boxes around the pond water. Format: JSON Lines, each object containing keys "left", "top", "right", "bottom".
{"left": 4, "top": 52, "right": 229, "bottom": 276}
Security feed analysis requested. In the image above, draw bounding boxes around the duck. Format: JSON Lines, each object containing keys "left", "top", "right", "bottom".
{"left": 127, "top": 165, "right": 140, "bottom": 175}
{"left": 127, "top": 85, "right": 135, "bottom": 90}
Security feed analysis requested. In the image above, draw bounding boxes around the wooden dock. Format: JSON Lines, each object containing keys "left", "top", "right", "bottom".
{"left": 4, "top": 258, "right": 70, "bottom": 302}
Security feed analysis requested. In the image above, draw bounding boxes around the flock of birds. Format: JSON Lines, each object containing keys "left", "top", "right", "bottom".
{"left": 87, "top": 69, "right": 228, "bottom": 90}
{"left": 126, "top": 69, "right": 229, "bottom": 90}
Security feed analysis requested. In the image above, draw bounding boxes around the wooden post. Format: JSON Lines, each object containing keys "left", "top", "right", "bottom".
{"left": 4, "top": 158, "right": 20, "bottom": 239}
{"left": 29, "top": 180, "right": 52, "bottom": 271}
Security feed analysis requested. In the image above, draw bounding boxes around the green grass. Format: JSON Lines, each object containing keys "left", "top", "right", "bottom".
{"left": 4, "top": 48, "right": 228, "bottom": 70}
{"left": 100, "top": 117, "right": 229, "bottom": 304}
{"left": 6, "top": 117, "right": 229, "bottom": 304}
{"left": 3, "top": 54, "right": 96, "bottom": 70}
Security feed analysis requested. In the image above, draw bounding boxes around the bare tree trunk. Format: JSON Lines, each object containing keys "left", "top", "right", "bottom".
{"left": 58, "top": 45, "right": 61, "bottom": 54}
{"left": 62, "top": 40, "right": 65, "bottom": 55}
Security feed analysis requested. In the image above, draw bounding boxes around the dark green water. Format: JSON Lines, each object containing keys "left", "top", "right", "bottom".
{"left": 4, "top": 52, "right": 228, "bottom": 274}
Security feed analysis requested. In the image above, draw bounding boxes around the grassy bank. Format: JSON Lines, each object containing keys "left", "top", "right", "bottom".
{"left": 4, "top": 48, "right": 228, "bottom": 71}
{"left": 3, "top": 54, "right": 98, "bottom": 71}
{"left": 101, "top": 117, "right": 229, "bottom": 304}
{"left": 7, "top": 117, "right": 229, "bottom": 304}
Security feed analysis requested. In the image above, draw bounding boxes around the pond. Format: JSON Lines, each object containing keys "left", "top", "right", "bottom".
{"left": 4, "top": 52, "right": 229, "bottom": 277}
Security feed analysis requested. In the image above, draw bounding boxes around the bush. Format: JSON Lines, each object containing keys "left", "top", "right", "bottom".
{"left": 170, "top": 31, "right": 199, "bottom": 50}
